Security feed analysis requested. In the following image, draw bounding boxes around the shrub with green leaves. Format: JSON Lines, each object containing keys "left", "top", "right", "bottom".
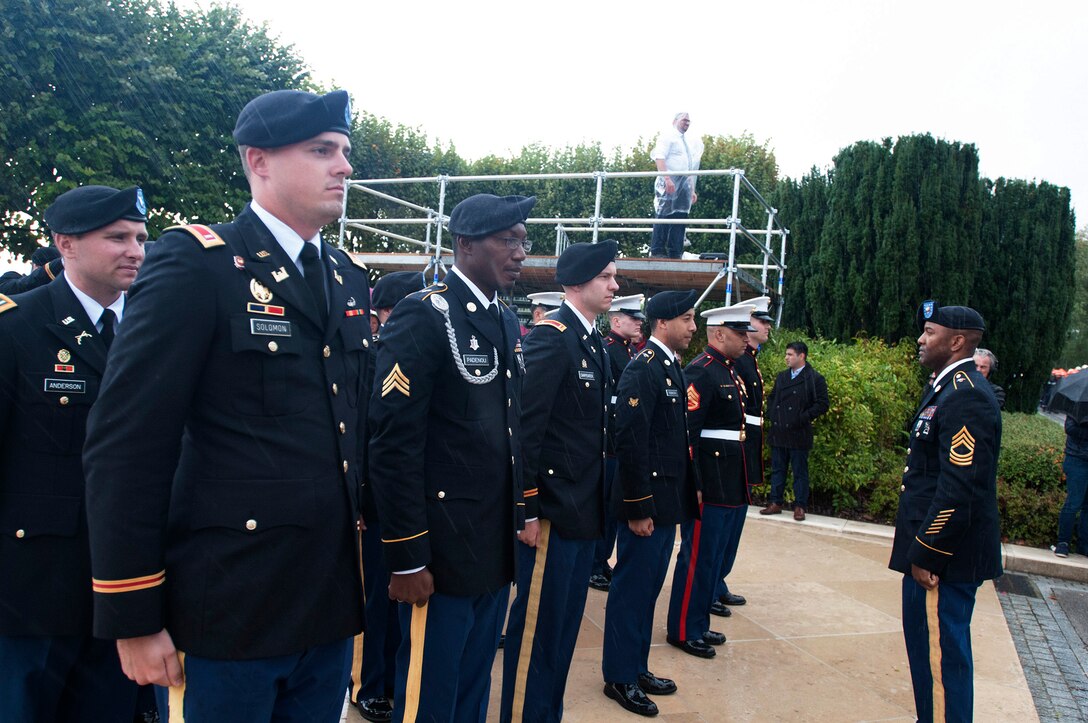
{"left": 996, "top": 412, "right": 1066, "bottom": 546}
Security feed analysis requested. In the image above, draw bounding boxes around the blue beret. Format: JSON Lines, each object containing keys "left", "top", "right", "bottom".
{"left": 447, "top": 194, "right": 536, "bottom": 238}
{"left": 233, "top": 89, "right": 351, "bottom": 148}
{"left": 645, "top": 290, "right": 697, "bottom": 320}
{"left": 917, "top": 300, "right": 985, "bottom": 331}
{"left": 555, "top": 240, "right": 618, "bottom": 285}
{"left": 372, "top": 271, "right": 426, "bottom": 308}
{"left": 44, "top": 185, "right": 148, "bottom": 234}
{"left": 30, "top": 246, "right": 60, "bottom": 266}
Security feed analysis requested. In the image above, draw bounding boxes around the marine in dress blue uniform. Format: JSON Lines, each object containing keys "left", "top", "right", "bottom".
{"left": 83, "top": 89, "right": 370, "bottom": 721}
{"left": 889, "top": 301, "right": 1002, "bottom": 723}
{"left": 666, "top": 304, "right": 754, "bottom": 658}
{"left": 500, "top": 240, "right": 618, "bottom": 722}
{"left": 590, "top": 293, "right": 645, "bottom": 592}
{"left": 368, "top": 193, "right": 532, "bottom": 722}
{"left": 351, "top": 270, "right": 425, "bottom": 723}
{"left": 601, "top": 290, "right": 700, "bottom": 718}
{"left": 0, "top": 185, "right": 147, "bottom": 722}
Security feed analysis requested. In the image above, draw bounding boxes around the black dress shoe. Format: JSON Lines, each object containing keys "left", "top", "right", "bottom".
{"left": 667, "top": 636, "right": 716, "bottom": 658}
{"left": 355, "top": 696, "right": 393, "bottom": 723}
{"left": 709, "top": 600, "right": 732, "bottom": 617}
{"left": 637, "top": 672, "right": 677, "bottom": 696}
{"left": 588, "top": 573, "right": 611, "bottom": 591}
{"left": 719, "top": 592, "right": 747, "bottom": 606}
{"left": 702, "top": 630, "right": 727, "bottom": 646}
{"left": 603, "top": 682, "right": 659, "bottom": 717}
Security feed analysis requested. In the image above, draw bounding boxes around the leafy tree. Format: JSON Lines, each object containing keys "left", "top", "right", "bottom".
{"left": 0, "top": 0, "right": 309, "bottom": 254}
{"left": 1057, "top": 226, "right": 1088, "bottom": 368}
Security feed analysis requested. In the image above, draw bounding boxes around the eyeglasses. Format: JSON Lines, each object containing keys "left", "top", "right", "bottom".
{"left": 492, "top": 236, "right": 533, "bottom": 253}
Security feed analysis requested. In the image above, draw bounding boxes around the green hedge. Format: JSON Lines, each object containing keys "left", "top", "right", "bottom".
{"left": 722, "top": 329, "right": 1070, "bottom": 547}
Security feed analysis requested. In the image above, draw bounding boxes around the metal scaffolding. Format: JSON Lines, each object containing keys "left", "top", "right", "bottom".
{"left": 338, "top": 169, "right": 789, "bottom": 322}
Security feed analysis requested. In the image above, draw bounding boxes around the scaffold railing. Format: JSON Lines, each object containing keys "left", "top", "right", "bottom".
{"left": 337, "top": 169, "right": 789, "bottom": 322}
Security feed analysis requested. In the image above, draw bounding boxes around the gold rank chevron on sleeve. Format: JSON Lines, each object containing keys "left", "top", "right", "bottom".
{"left": 949, "top": 426, "right": 975, "bottom": 467}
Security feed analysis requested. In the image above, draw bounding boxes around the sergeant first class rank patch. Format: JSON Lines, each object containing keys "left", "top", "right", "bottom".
{"left": 950, "top": 426, "right": 975, "bottom": 467}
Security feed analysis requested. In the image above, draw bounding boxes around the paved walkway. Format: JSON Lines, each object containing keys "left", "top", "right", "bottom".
{"left": 344, "top": 508, "right": 1037, "bottom": 721}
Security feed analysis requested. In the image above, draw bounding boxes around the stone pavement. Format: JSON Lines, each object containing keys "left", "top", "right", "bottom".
{"left": 997, "top": 571, "right": 1088, "bottom": 722}
{"left": 344, "top": 507, "right": 1037, "bottom": 721}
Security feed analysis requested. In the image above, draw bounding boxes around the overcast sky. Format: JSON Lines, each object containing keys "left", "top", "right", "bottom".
{"left": 5, "top": 0, "right": 1083, "bottom": 271}
{"left": 191, "top": 0, "right": 1085, "bottom": 211}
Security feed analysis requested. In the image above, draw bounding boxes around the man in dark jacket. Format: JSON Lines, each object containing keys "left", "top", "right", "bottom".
{"left": 889, "top": 301, "right": 1002, "bottom": 723}
{"left": 761, "top": 341, "right": 829, "bottom": 521}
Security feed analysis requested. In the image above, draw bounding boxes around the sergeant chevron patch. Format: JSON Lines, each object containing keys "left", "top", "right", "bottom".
{"left": 687, "top": 384, "right": 700, "bottom": 411}
{"left": 382, "top": 363, "right": 410, "bottom": 398}
{"left": 949, "top": 426, "right": 975, "bottom": 466}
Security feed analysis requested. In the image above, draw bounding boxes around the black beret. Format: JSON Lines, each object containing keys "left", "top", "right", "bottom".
{"left": 44, "top": 185, "right": 148, "bottom": 235}
{"left": 555, "top": 240, "right": 618, "bottom": 285}
{"left": 917, "top": 300, "right": 985, "bottom": 332}
{"left": 30, "top": 246, "right": 60, "bottom": 266}
{"left": 448, "top": 194, "right": 536, "bottom": 238}
{"left": 233, "top": 89, "right": 351, "bottom": 148}
{"left": 645, "top": 290, "right": 697, "bottom": 320}
{"left": 372, "top": 271, "right": 426, "bottom": 308}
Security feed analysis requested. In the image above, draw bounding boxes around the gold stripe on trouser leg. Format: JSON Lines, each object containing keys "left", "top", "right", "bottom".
{"left": 402, "top": 601, "right": 429, "bottom": 723}
{"left": 925, "top": 587, "right": 946, "bottom": 721}
{"left": 168, "top": 651, "right": 187, "bottom": 723}
{"left": 512, "top": 519, "right": 552, "bottom": 722}
{"left": 351, "top": 525, "right": 366, "bottom": 702}
{"left": 350, "top": 633, "right": 365, "bottom": 703}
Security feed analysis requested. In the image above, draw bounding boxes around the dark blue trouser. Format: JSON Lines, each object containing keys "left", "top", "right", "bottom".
{"left": 770, "top": 445, "right": 810, "bottom": 508}
{"left": 393, "top": 587, "right": 509, "bottom": 723}
{"left": 0, "top": 634, "right": 138, "bottom": 723}
{"left": 592, "top": 457, "right": 619, "bottom": 578}
{"left": 713, "top": 506, "right": 748, "bottom": 600}
{"left": 901, "top": 576, "right": 981, "bottom": 723}
{"left": 668, "top": 504, "right": 731, "bottom": 641}
{"left": 352, "top": 520, "right": 401, "bottom": 703}
{"left": 153, "top": 637, "right": 352, "bottom": 722}
{"left": 1058, "top": 452, "right": 1088, "bottom": 552}
{"left": 650, "top": 211, "right": 689, "bottom": 258}
{"left": 501, "top": 521, "right": 596, "bottom": 722}
{"left": 602, "top": 523, "right": 676, "bottom": 684}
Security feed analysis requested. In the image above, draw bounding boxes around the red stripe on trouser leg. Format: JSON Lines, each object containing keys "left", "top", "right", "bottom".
{"left": 678, "top": 507, "right": 703, "bottom": 641}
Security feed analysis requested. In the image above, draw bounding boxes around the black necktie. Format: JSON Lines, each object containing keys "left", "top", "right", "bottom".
{"left": 299, "top": 244, "right": 327, "bottom": 315}
{"left": 99, "top": 309, "right": 115, "bottom": 350}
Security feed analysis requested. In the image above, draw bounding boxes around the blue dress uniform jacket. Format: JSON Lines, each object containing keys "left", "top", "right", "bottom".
{"left": 0, "top": 279, "right": 109, "bottom": 636}
{"left": 734, "top": 347, "right": 765, "bottom": 484}
{"left": 83, "top": 206, "right": 370, "bottom": 659}
{"left": 520, "top": 304, "right": 611, "bottom": 539}
{"left": 613, "top": 343, "right": 699, "bottom": 524}
{"left": 685, "top": 346, "right": 749, "bottom": 506}
{"left": 889, "top": 359, "right": 1003, "bottom": 582}
{"left": 368, "top": 272, "right": 524, "bottom": 596}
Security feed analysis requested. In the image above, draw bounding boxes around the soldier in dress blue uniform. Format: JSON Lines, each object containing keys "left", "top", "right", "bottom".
{"left": 0, "top": 185, "right": 147, "bottom": 722}
{"left": 368, "top": 193, "right": 531, "bottom": 722}
{"left": 712, "top": 296, "right": 772, "bottom": 616}
{"left": 83, "top": 89, "right": 371, "bottom": 721}
{"left": 589, "top": 293, "right": 645, "bottom": 592}
{"left": 500, "top": 240, "right": 619, "bottom": 722}
{"left": 666, "top": 303, "right": 754, "bottom": 659}
{"left": 601, "top": 290, "right": 700, "bottom": 718}
{"left": 351, "top": 269, "right": 425, "bottom": 722}
{"left": 889, "top": 301, "right": 1002, "bottom": 723}
{"left": 0, "top": 245, "right": 65, "bottom": 296}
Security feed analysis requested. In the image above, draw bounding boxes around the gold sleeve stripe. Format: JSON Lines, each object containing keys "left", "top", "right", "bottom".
{"left": 914, "top": 536, "right": 953, "bottom": 556}
{"left": 44, "top": 262, "right": 56, "bottom": 280}
{"left": 624, "top": 494, "right": 653, "bottom": 503}
{"left": 940, "top": 508, "right": 955, "bottom": 514}
{"left": 92, "top": 570, "right": 166, "bottom": 593}
{"left": 523, "top": 488, "right": 539, "bottom": 498}
{"left": 382, "top": 530, "right": 429, "bottom": 544}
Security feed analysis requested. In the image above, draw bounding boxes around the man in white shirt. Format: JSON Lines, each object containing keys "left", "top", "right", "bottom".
{"left": 650, "top": 112, "right": 704, "bottom": 258}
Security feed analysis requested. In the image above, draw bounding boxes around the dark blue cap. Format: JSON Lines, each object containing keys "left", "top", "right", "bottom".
{"left": 44, "top": 185, "right": 148, "bottom": 234}
{"left": 555, "top": 240, "right": 618, "bottom": 285}
{"left": 447, "top": 194, "right": 536, "bottom": 238}
{"left": 30, "top": 246, "right": 60, "bottom": 266}
{"left": 917, "top": 300, "right": 985, "bottom": 331}
{"left": 372, "top": 271, "right": 426, "bottom": 309}
{"left": 233, "top": 89, "right": 351, "bottom": 148}
{"left": 645, "top": 290, "right": 697, "bottom": 320}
